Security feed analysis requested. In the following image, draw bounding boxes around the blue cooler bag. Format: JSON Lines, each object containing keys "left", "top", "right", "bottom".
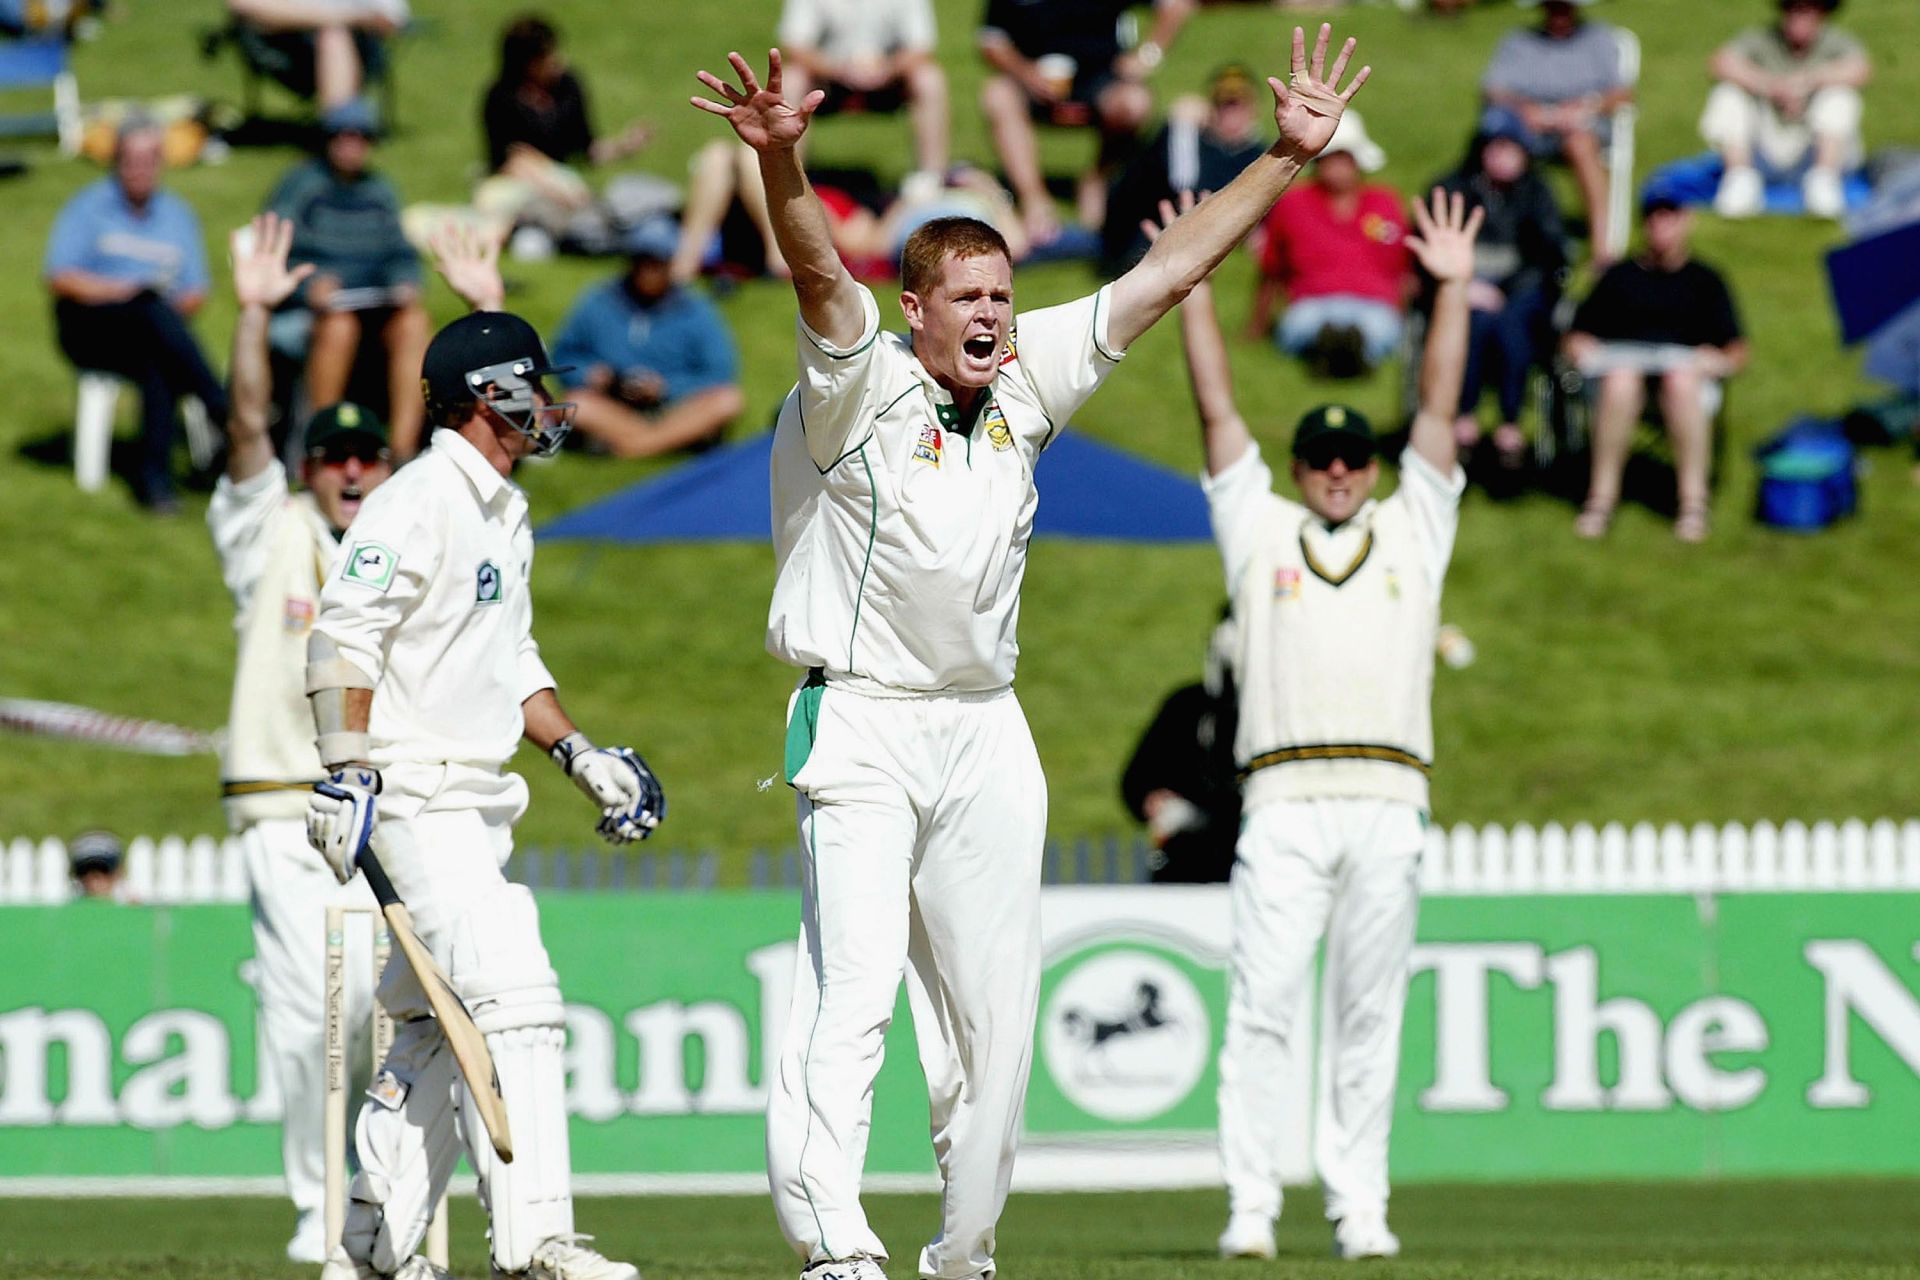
{"left": 1755, "top": 420, "right": 1858, "bottom": 531}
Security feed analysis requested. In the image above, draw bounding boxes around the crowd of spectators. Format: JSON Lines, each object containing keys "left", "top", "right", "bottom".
{"left": 35, "top": 0, "right": 1882, "bottom": 544}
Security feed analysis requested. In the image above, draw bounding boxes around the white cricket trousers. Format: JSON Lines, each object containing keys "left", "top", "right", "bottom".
{"left": 770, "top": 681, "right": 1046, "bottom": 1280}
{"left": 242, "top": 818, "right": 377, "bottom": 1252}
{"left": 1217, "top": 797, "right": 1424, "bottom": 1225}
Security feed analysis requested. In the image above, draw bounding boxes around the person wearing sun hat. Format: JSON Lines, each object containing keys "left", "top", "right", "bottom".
{"left": 1249, "top": 108, "right": 1409, "bottom": 376}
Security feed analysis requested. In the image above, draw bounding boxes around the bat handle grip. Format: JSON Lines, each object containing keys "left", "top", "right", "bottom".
{"left": 357, "top": 845, "right": 403, "bottom": 910}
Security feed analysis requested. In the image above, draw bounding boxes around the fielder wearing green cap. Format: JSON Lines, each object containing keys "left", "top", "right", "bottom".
{"left": 1170, "top": 187, "right": 1482, "bottom": 1263}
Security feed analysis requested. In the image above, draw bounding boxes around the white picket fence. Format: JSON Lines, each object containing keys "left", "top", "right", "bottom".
{"left": 5, "top": 818, "right": 1920, "bottom": 904}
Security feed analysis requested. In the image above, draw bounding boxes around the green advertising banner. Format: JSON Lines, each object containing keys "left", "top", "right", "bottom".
{"left": 0, "top": 888, "right": 1916, "bottom": 1190}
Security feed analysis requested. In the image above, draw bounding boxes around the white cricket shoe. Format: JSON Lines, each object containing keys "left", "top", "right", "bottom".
{"left": 1217, "top": 1212, "right": 1277, "bottom": 1260}
{"left": 321, "top": 1248, "right": 462, "bottom": 1280}
{"left": 800, "top": 1256, "right": 890, "bottom": 1280}
{"left": 286, "top": 1208, "right": 327, "bottom": 1263}
{"left": 1333, "top": 1213, "right": 1401, "bottom": 1261}
{"left": 1713, "top": 165, "right": 1764, "bottom": 218}
{"left": 494, "top": 1235, "right": 639, "bottom": 1280}
{"left": 1803, "top": 167, "right": 1845, "bottom": 219}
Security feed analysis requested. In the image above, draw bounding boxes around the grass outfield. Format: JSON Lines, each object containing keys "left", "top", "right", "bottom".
{"left": 3, "top": 1182, "right": 1918, "bottom": 1278}
{"left": 2, "top": 1, "right": 1918, "bottom": 862}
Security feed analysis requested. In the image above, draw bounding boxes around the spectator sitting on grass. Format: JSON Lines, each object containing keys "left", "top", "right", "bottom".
{"left": 1479, "top": 0, "right": 1631, "bottom": 264}
{"left": 1248, "top": 110, "right": 1407, "bottom": 379}
{"left": 1701, "top": 0, "right": 1870, "bottom": 220}
{"left": 227, "top": 0, "right": 406, "bottom": 111}
{"left": 478, "top": 14, "right": 654, "bottom": 234}
{"left": 1101, "top": 62, "right": 1268, "bottom": 275}
{"left": 1565, "top": 194, "right": 1747, "bottom": 544}
{"left": 776, "top": 0, "right": 950, "bottom": 181}
{"left": 44, "top": 118, "right": 229, "bottom": 513}
{"left": 1432, "top": 119, "right": 1569, "bottom": 466}
{"left": 977, "top": 0, "right": 1171, "bottom": 245}
{"left": 266, "top": 98, "right": 428, "bottom": 459}
{"left": 552, "top": 216, "right": 745, "bottom": 458}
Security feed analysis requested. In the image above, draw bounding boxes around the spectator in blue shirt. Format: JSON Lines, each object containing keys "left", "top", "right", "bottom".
{"left": 45, "top": 120, "right": 228, "bottom": 512}
{"left": 266, "top": 98, "right": 428, "bottom": 458}
{"left": 551, "top": 216, "right": 745, "bottom": 457}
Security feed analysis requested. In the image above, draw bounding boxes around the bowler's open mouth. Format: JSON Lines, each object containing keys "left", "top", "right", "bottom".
{"left": 964, "top": 334, "right": 998, "bottom": 361}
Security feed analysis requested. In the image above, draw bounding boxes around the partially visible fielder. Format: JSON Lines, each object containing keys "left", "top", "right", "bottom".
{"left": 207, "top": 214, "right": 514, "bottom": 1265}
{"left": 1164, "top": 187, "right": 1481, "bottom": 1261}
{"left": 208, "top": 210, "right": 393, "bottom": 1265}
{"left": 304, "top": 292, "right": 664, "bottom": 1280}
{"left": 689, "top": 27, "right": 1368, "bottom": 1280}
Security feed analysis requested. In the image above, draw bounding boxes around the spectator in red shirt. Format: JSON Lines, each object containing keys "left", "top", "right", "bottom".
{"left": 1249, "top": 111, "right": 1409, "bottom": 377}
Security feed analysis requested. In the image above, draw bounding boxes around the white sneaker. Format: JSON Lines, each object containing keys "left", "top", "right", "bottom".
{"left": 1217, "top": 1212, "right": 1277, "bottom": 1260}
{"left": 286, "top": 1208, "right": 326, "bottom": 1264}
{"left": 1713, "top": 165, "right": 1763, "bottom": 218}
{"left": 800, "top": 1257, "right": 890, "bottom": 1280}
{"left": 497, "top": 1235, "right": 639, "bottom": 1280}
{"left": 1803, "top": 167, "right": 1845, "bottom": 219}
{"left": 1333, "top": 1213, "right": 1401, "bottom": 1261}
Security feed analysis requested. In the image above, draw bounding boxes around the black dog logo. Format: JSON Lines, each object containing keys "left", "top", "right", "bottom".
{"left": 1060, "top": 980, "right": 1173, "bottom": 1048}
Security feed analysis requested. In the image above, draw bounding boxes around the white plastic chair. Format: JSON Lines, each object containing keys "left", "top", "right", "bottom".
{"left": 72, "top": 373, "right": 219, "bottom": 493}
{"left": 1605, "top": 27, "right": 1641, "bottom": 262}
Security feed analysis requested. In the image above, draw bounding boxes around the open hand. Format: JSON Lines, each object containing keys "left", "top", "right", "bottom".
{"left": 1268, "top": 24, "right": 1370, "bottom": 161}
{"left": 230, "top": 212, "right": 314, "bottom": 310}
{"left": 1406, "top": 187, "right": 1484, "bottom": 287}
{"left": 691, "top": 49, "right": 823, "bottom": 152}
{"left": 428, "top": 220, "right": 506, "bottom": 312}
{"left": 1138, "top": 190, "right": 1201, "bottom": 247}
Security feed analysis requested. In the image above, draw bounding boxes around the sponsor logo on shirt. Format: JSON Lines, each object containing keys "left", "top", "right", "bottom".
{"left": 1273, "top": 567, "right": 1302, "bottom": 601}
{"left": 283, "top": 596, "right": 315, "bottom": 633}
{"left": 999, "top": 326, "right": 1019, "bottom": 367}
{"left": 475, "top": 559, "right": 503, "bottom": 606}
{"left": 342, "top": 542, "right": 397, "bottom": 590}
{"left": 913, "top": 424, "right": 943, "bottom": 468}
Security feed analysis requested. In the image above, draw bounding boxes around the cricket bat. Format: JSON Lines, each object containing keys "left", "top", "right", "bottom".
{"left": 357, "top": 844, "right": 515, "bottom": 1163}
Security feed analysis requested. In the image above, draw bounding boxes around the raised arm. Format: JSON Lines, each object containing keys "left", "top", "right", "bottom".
{"left": 427, "top": 220, "right": 507, "bottom": 313}
{"left": 1403, "top": 187, "right": 1483, "bottom": 475}
{"left": 1146, "top": 197, "right": 1251, "bottom": 477}
{"left": 692, "top": 49, "right": 865, "bottom": 347}
{"left": 1107, "top": 24, "right": 1369, "bottom": 352}
{"left": 226, "top": 213, "right": 315, "bottom": 483}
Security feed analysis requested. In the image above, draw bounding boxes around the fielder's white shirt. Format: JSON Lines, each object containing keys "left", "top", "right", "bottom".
{"left": 1206, "top": 444, "right": 1464, "bottom": 810}
{"left": 208, "top": 461, "right": 339, "bottom": 826}
{"left": 313, "top": 428, "right": 555, "bottom": 779}
{"left": 768, "top": 282, "right": 1125, "bottom": 693}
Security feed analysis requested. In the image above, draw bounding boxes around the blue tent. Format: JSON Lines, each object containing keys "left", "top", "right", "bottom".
{"left": 538, "top": 429, "right": 1212, "bottom": 543}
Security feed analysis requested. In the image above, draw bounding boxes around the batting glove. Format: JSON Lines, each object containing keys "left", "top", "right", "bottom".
{"left": 552, "top": 733, "right": 666, "bottom": 844}
{"left": 306, "top": 766, "right": 382, "bottom": 883}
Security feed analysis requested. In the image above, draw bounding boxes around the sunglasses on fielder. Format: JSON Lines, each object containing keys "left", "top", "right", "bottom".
{"left": 1299, "top": 440, "right": 1375, "bottom": 472}
{"left": 308, "top": 441, "right": 392, "bottom": 467}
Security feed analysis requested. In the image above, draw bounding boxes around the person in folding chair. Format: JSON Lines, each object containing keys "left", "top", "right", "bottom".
{"left": 1563, "top": 192, "right": 1747, "bottom": 543}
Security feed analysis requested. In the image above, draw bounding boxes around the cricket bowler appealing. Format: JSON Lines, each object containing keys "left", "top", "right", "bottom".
{"left": 690, "top": 26, "right": 1371, "bottom": 1280}
{"left": 303, "top": 310, "right": 665, "bottom": 1280}
{"left": 1169, "top": 188, "right": 1482, "bottom": 1261}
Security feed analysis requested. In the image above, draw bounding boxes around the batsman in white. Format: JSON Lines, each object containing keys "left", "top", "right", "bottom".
{"left": 1166, "top": 186, "right": 1481, "bottom": 1261}
{"left": 689, "top": 27, "right": 1369, "bottom": 1280}
{"left": 304, "top": 287, "right": 666, "bottom": 1280}
{"left": 206, "top": 210, "right": 391, "bottom": 1265}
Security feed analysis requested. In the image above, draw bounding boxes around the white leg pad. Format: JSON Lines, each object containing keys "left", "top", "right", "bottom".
{"left": 449, "top": 883, "right": 566, "bottom": 1035}
{"left": 344, "top": 1017, "right": 465, "bottom": 1275}
{"left": 469, "top": 1024, "right": 574, "bottom": 1272}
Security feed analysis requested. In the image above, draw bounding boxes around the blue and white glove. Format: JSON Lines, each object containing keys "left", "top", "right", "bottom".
{"left": 552, "top": 733, "right": 666, "bottom": 844}
{"left": 306, "top": 766, "right": 382, "bottom": 883}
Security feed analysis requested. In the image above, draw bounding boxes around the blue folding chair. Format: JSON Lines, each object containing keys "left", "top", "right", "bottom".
{"left": 0, "top": 36, "right": 78, "bottom": 153}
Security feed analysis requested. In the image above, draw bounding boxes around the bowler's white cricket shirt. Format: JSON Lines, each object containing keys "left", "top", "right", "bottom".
{"left": 768, "top": 282, "right": 1124, "bottom": 693}
{"left": 313, "top": 428, "right": 555, "bottom": 775}
{"left": 1206, "top": 444, "right": 1464, "bottom": 810}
